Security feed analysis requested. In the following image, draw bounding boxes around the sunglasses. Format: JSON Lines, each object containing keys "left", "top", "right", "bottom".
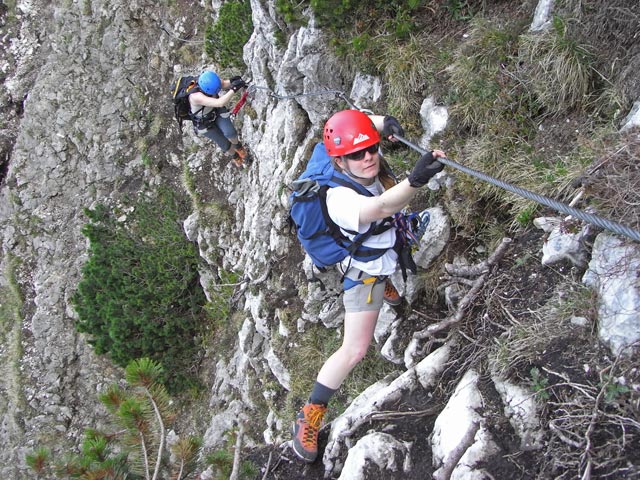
{"left": 344, "top": 143, "right": 379, "bottom": 161}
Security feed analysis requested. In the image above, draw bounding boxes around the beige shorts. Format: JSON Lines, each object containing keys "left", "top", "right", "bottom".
{"left": 342, "top": 268, "right": 385, "bottom": 313}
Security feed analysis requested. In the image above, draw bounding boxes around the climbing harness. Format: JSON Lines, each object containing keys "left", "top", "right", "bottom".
{"left": 393, "top": 134, "right": 640, "bottom": 243}
{"left": 343, "top": 274, "right": 386, "bottom": 304}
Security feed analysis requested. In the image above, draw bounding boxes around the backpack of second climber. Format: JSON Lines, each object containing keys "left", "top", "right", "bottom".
{"left": 288, "top": 143, "right": 392, "bottom": 270}
{"left": 171, "top": 75, "right": 199, "bottom": 133}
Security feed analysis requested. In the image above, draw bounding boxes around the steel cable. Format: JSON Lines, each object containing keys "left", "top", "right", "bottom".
{"left": 246, "top": 86, "right": 640, "bottom": 242}
{"left": 248, "top": 85, "right": 349, "bottom": 102}
{"left": 393, "top": 134, "right": 640, "bottom": 243}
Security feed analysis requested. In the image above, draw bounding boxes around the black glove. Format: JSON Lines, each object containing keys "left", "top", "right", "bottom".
{"left": 407, "top": 151, "right": 444, "bottom": 188}
{"left": 231, "top": 78, "right": 247, "bottom": 92}
{"left": 382, "top": 115, "right": 404, "bottom": 138}
{"left": 230, "top": 75, "right": 243, "bottom": 83}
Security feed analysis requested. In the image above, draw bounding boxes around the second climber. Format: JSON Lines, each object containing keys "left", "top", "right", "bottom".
{"left": 189, "top": 70, "right": 248, "bottom": 168}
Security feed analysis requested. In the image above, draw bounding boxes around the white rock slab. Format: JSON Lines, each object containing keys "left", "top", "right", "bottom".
{"left": 583, "top": 233, "right": 640, "bottom": 355}
{"left": 338, "top": 432, "right": 412, "bottom": 479}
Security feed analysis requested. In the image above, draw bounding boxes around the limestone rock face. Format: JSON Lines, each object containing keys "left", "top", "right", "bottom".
{"left": 0, "top": 1, "right": 171, "bottom": 475}
{"left": 0, "top": 0, "right": 352, "bottom": 475}
{"left": 1, "top": 1, "right": 639, "bottom": 479}
{"left": 583, "top": 234, "right": 640, "bottom": 355}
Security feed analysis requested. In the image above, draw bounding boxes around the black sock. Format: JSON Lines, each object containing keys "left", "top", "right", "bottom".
{"left": 309, "top": 381, "right": 337, "bottom": 407}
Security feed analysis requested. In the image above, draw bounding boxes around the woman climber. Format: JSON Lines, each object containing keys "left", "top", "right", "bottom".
{"left": 189, "top": 70, "right": 249, "bottom": 168}
{"left": 292, "top": 109, "right": 447, "bottom": 463}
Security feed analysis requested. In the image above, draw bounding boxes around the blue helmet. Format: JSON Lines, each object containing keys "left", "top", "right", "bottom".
{"left": 198, "top": 71, "right": 221, "bottom": 95}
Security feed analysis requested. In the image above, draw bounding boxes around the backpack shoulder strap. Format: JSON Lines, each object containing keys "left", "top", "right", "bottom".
{"left": 328, "top": 173, "right": 374, "bottom": 197}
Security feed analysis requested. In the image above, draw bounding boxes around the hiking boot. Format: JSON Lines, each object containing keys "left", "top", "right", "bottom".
{"left": 383, "top": 279, "right": 402, "bottom": 306}
{"left": 292, "top": 403, "right": 327, "bottom": 463}
{"left": 235, "top": 145, "right": 247, "bottom": 160}
{"left": 232, "top": 155, "right": 244, "bottom": 169}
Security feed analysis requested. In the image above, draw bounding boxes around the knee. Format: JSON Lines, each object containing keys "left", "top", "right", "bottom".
{"left": 341, "top": 343, "right": 369, "bottom": 368}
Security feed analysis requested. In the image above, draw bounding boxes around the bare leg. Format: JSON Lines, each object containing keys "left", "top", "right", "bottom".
{"left": 316, "top": 309, "right": 380, "bottom": 390}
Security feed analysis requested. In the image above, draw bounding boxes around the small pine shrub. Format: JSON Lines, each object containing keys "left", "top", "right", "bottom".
{"left": 27, "top": 358, "right": 203, "bottom": 479}
{"left": 73, "top": 187, "right": 207, "bottom": 392}
{"left": 275, "top": 0, "right": 307, "bottom": 26}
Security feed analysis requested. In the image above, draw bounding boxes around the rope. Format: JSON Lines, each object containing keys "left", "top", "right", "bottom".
{"left": 248, "top": 85, "right": 354, "bottom": 104}
{"left": 393, "top": 134, "right": 640, "bottom": 243}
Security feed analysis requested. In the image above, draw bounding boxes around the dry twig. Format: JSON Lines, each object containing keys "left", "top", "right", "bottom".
{"left": 414, "top": 238, "right": 512, "bottom": 339}
{"left": 229, "top": 421, "right": 245, "bottom": 480}
{"left": 261, "top": 452, "right": 273, "bottom": 480}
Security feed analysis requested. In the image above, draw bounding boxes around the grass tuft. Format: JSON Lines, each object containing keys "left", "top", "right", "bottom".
{"left": 519, "top": 16, "right": 594, "bottom": 116}
{"left": 446, "top": 18, "right": 522, "bottom": 133}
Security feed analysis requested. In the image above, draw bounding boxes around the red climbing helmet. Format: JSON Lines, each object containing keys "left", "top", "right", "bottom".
{"left": 323, "top": 110, "right": 380, "bottom": 157}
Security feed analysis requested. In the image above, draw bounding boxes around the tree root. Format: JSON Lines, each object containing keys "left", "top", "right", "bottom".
{"left": 432, "top": 421, "right": 480, "bottom": 480}
{"left": 414, "top": 238, "right": 512, "bottom": 340}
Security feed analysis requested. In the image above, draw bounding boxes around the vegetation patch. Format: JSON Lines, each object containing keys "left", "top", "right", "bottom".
{"left": 0, "top": 255, "right": 25, "bottom": 421}
{"left": 72, "top": 187, "right": 207, "bottom": 393}
{"left": 519, "top": 16, "right": 595, "bottom": 116}
{"left": 205, "top": 0, "right": 253, "bottom": 70}
{"left": 27, "top": 358, "right": 205, "bottom": 479}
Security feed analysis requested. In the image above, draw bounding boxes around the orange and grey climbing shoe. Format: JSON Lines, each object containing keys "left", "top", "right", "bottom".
{"left": 232, "top": 154, "right": 244, "bottom": 169}
{"left": 235, "top": 145, "right": 248, "bottom": 160}
{"left": 232, "top": 145, "right": 248, "bottom": 169}
{"left": 383, "top": 279, "right": 402, "bottom": 306}
{"left": 292, "top": 403, "right": 327, "bottom": 463}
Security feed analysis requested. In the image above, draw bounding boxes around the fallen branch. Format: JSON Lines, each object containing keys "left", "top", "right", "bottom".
{"left": 367, "top": 406, "right": 441, "bottom": 421}
{"left": 414, "top": 238, "right": 512, "bottom": 339}
{"left": 433, "top": 421, "right": 480, "bottom": 480}
{"left": 261, "top": 452, "right": 273, "bottom": 480}
{"left": 229, "top": 422, "right": 245, "bottom": 480}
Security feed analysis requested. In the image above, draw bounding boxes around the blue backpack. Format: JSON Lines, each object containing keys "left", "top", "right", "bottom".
{"left": 288, "top": 143, "right": 393, "bottom": 270}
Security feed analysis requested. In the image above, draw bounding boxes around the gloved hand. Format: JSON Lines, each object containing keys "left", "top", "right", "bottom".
{"left": 230, "top": 75, "right": 243, "bottom": 83}
{"left": 231, "top": 78, "right": 247, "bottom": 92}
{"left": 407, "top": 151, "right": 444, "bottom": 188}
{"left": 382, "top": 115, "right": 404, "bottom": 139}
